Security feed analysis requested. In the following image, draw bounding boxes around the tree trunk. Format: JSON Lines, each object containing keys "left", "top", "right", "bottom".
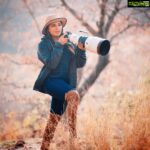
{"left": 78, "top": 55, "right": 109, "bottom": 99}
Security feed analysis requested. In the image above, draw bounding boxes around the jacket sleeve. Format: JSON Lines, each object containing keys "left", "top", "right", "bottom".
{"left": 37, "top": 40, "right": 63, "bottom": 69}
{"left": 75, "top": 47, "right": 87, "bottom": 68}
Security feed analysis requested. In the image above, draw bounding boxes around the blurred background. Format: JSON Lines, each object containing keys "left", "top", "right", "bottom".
{"left": 0, "top": 0, "right": 150, "bottom": 149}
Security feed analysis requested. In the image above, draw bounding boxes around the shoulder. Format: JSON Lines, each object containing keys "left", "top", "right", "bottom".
{"left": 38, "top": 36, "right": 52, "bottom": 49}
{"left": 39, "top": 36, "right": 49, "bottom": 45}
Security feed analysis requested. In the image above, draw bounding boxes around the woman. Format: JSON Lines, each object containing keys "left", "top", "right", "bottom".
{"left": 33, "top": 14, "right": 86, "bottom": 150}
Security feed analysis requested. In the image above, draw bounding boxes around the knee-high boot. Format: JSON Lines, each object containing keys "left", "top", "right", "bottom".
{"left": 40, "top": 113, "right": 61, "bottom": 150}
{"left": 67, "top": 100, "right": 78, "bottom": 139}
{"left": 65, "top": 90, "right": 80, "bottom": 139}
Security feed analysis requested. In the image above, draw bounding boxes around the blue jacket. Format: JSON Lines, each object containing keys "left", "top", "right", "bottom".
{"left": 33, "top": 34, "right": 86, "bottom": 93}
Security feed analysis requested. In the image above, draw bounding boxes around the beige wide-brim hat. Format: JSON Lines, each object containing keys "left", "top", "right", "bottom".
{"left": 42, "top": 14, "right": 67, "bottom": 35}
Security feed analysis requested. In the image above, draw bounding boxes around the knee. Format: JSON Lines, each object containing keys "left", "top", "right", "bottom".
{"left": 65, "top": 90, "right": 80, "bottom": 103}
{"left": 49, "top": 113, "right": 61, "bottom": 123}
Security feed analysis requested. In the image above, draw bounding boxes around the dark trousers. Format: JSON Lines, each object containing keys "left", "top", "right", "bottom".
{"left": 43, "top": 78, "right": 75, "bottom": 115}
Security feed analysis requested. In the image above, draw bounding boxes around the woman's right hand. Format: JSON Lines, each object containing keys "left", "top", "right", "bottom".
{"left": 58, "top": 35, "right": 68, "bottom": 45}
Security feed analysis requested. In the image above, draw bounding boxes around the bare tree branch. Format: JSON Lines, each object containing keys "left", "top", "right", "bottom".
{"left": 110, "top": 24, "right": 133, "bottom": 42}
{"left": 77, "top": 69, "right": 83, "bottom": 85}
{"left": 22, "top": 0, "right": 41, "bottom": 35}
{"left": 134, "top": 8, "right": 150, "bottom": 20}
{"left": 60, "top": 0, "right": 97, "bottom": 35}
{"left": 78, "top": 55, "right": 109, "bottom": 98}
{"left": 119, "top": 4, "right": 127, "bottom": 10}
{"left": 105, "top": 0, "right": 122, "bottom": 36}
{"left": 144, "top": 12, "right": 150, "bottom": 20}
{"left": 96, "top": 0, "right": 108, "bottom": 37}
{"left": 109, "top": 7, "right": 150, "bottom": 42}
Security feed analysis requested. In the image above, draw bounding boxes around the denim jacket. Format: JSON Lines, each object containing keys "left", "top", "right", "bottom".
{"left": 33, "top": 34, "right": 86, "bottom": 93}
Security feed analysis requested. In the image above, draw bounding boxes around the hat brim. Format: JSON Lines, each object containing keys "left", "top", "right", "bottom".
{"left": 42, "top": 18, "right": 67, "bottom": 35}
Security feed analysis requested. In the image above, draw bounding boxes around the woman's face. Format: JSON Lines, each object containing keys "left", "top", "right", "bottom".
{"left": 48, "top": 21, "right": 63, "bottom": 37}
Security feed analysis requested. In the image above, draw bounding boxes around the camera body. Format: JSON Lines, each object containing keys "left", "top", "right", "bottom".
{"left": 65, "top": 32, "right": 110, "bottom": 55}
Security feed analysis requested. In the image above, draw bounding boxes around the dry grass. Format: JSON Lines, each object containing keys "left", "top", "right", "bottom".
{"left": 0, "top": 70, "right": 150, "bottom": 150}
{"left": 121, "top": 70, "right": 150, "bottom": 150}
{"left": 75, "top": 69, "right": 150, "bottom": 150}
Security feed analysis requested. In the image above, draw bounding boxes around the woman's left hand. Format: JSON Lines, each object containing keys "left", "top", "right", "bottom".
{"left": 77, "top": 42, "right": 85, "bottom": 50}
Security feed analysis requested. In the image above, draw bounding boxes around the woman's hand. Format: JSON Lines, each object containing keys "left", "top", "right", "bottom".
{"left": 77, "top": 42, "right": 85, "bottom": 50}
{"left": 58, "top": 35, "right": 68, "bottom": 45}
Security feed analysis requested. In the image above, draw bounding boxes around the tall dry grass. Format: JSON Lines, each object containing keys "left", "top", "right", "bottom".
{"left": 121, "top": 70, "right": 150, "bottom": 150}
{"left": 76, "top": 69, "right": 150, "bottom": 150}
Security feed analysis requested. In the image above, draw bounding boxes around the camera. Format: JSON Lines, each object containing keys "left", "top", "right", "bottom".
{"left": 64, "top": 32, "right": 110, "bottom": 55}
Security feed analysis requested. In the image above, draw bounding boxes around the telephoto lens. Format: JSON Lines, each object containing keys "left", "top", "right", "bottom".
{"left": 66, "top": 32, "right": 110, "bottom": 55}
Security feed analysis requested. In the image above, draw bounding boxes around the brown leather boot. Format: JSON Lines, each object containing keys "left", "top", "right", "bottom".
{"left": 68, "top": 102, "right": 77, "bottom": 138}
{"left": 65, "top": 90, "right": 80, "bottom": 139}
{"left": 41, "top": 113, "right": 61, "bottom": 150}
